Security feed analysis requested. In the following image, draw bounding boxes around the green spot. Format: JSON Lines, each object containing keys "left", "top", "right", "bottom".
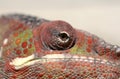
{"left": 70, "top": 45, "right": 89, "bottom": 55}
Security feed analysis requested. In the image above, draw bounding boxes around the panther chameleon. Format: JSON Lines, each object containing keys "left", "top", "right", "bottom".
{"left": 0, "top": 14, "right": 120, "bottom": 79}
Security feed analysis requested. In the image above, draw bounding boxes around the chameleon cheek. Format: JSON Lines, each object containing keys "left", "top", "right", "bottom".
{"left": 6, "top": 29, "right": 35, "bottom": 58}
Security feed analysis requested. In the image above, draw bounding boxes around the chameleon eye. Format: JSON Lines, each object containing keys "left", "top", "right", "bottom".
{"left": 58, "top": 31, "right": 70, "bottom": 43}
{"left": 39, "top": 20, "right": 76, "bottom": 50}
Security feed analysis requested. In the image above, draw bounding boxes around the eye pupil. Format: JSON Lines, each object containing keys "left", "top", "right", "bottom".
{"left": 58, "top": 32, "right": 69, "bottom": 41}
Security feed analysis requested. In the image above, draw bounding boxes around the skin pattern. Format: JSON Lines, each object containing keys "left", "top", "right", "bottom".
{"left": 0, "top": 14, "right": 120, "bottom": 79}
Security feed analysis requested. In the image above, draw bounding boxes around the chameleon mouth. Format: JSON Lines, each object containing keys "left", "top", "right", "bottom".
{"left": 10, "top": 54, "right": 74, "bottom": 70}
{"left": 9, "top": 53, "right": 115, "bottom": 70}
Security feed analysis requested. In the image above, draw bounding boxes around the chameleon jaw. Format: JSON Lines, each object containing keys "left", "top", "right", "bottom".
{"left": 9, "top": 53, "right": 73, "bottom": 70}
{"left": 9, "top": 54, "right": 36, "bottom": 70}
{"left": 9, "top": 53, "right": 81, "bottom": 70}
{"left": 9, "top": 53, "right": 115, "bottom": 70}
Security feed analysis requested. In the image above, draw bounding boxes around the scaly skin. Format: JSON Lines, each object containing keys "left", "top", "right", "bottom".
{"left": 0, "top": 14, "right": 120, "bottom": 79}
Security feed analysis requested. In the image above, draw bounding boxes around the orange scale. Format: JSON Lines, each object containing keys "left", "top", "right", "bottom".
{"left": 87, "top": 67, "right": 92, "bottom": 71}
{"left": 22, "top": 41, "right": 28, "bottom": 48}
{"left": 29, "top": 38, "right": 33, "bottom": 42}
{"left": 16, "top": 49, "right": 22, "bottom": 55}
{"left": 92, "top": 67, "right": 96, "bottom": 71}
{"left": 23, "top": 48, "right": 28, "bottom": 54}
{"left": 110, "top": 73, "right": 115, "bottom": 77}
{"left": 38, "top": 72, "right": 45, "bottom": 77}
{"left": 102, "top": 73, "right": 108, "bottom": 78}
{"left": 15, "top": 38, "right": 21, "bottom": 45}
{"left": 48, "top": 74, "right": 53, "bottom": 79}
{"left": 86, "top": 47, "right": 91, "bottom": 52}
{"left": 58, "top": 76, "right": 64, "bottom": 79}
{"left": 82, "top": 71, "right": 87, "bottom": 75}
{"left": 28, "top": 44, "right": 32, "bottom": 48}
{"left": 65, "top": 72, "right": 71, "bottom": 77}
{"left": 87, "top": 40, "right": 92, "bottom": 45}
{"left": 13, "top": 32, "right": 19, "bottom": 37}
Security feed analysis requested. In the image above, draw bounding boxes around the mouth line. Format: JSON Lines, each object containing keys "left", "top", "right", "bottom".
{"left": 9, "top": 54, "right": 73, "bottom": 70}
{"left": 9, "top": 53, "right": 115, "bottom": 70}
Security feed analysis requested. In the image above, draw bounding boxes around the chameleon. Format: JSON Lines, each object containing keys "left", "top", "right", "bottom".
{"left": 0, "top": 14, "right": 120, "bottom": 79}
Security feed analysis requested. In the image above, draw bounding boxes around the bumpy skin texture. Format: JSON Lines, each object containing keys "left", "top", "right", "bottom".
{"left": 0, "top": 14, "right": 120, "bottom": 79}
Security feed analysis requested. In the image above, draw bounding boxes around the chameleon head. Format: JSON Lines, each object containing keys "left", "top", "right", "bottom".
{"left": 38, "top": 20, "right": 76, "bottom": 50}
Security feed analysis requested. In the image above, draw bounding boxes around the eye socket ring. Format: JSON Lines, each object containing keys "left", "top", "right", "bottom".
{"left": 58, "top": 31, "right": 70, "bottom": 43}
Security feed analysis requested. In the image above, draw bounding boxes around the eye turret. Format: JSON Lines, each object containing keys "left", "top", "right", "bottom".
{"left": 38, "top": 20, "right": 76, "bottom": 50}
